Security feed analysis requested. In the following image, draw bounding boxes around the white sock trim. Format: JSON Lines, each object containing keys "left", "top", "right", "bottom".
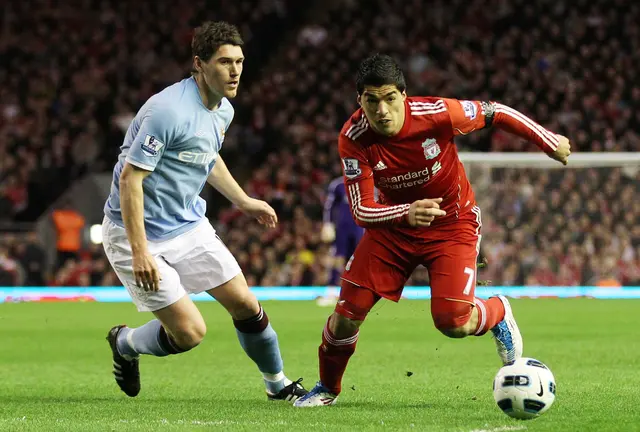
{"left": 323, "top": 327, "right": 359, "bottom": 346}
{"left": 474, "top": 299, "right": 487, "bottom": 335}
{"left": 263, "top": 371, "right": 286, "bottom": 382}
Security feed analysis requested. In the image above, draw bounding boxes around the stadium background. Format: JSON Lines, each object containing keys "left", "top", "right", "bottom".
{"left": 0, "top": 0, "right": 638, "bottom": 291}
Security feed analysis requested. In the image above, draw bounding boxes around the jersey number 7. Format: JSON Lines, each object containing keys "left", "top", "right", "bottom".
{"left": 463, "top": 266, "right": 475, "bottom": 295}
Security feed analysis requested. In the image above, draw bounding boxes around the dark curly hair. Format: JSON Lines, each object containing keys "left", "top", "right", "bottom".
{"left": 191, "top": 21, "right": 243, "bottom": 62}
{"left": 356, "top": 54, "right": 406, "bottom": 95}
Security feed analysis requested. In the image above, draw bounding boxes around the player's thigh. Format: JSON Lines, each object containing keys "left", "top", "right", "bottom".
{"left": 427, "top": 240, "right": 479, "bottom": 304}
{"left": 342, "top": 230, "right": 417, "bottom": 302}
{"left": 206, "top": 272, "right": 260, "bottom": 320}
{"left": 168, "top": 220, "right": 243, "bottom": 295}
{"left": 102, "top": 218, "right": 187, "bottom": 313}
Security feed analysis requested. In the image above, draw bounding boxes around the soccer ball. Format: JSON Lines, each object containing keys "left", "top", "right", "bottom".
{"left": 493, "top": 357, "right": 556, "bottom": 420}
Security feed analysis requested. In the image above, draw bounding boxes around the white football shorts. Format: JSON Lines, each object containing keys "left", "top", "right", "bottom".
{"left": 102, "top": 216, "right": 242, "bottom": 312}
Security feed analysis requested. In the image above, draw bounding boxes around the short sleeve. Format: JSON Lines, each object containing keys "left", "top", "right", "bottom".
{"left": 125, "top": 105, "right": 179, "bottom": 171}
{"left": 225, "top": 105, "right": 235, "bottom": 132}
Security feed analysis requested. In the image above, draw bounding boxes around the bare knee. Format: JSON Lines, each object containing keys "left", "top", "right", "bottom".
{"left": 170, "top": 320, "right": 207, "bottom": 350}
{"left": 329, "top": 312, "right": 362, "bottom": 339}
{"left": 431, "top": 299, "right": 478, "bottom": 339}
{"left": 210, "top": 275, "right": 260, "bottom": 320}
{"left": 439, "top": 325, "right": 469, "bottom": 339}
{"left": 226, "top": 293, "right": 260, "bottom": 321}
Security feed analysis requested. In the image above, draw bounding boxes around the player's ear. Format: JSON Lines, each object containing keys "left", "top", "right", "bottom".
{"left": 193, "top": 56, "right": 203, "bottom": 74}
{"left": 401, "top": 90, "right": 407, "bottom": 100}
{"left": 356, "top": 93, "right": 362, "bottom": 107}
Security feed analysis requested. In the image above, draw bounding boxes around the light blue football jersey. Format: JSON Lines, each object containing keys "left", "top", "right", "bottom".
{"left": 104, "top": 76, "right": 234, "bottom": 241}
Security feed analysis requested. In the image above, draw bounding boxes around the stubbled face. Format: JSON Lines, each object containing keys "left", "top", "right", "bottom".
{"left": 358, "top": 84, "right": 407, "bottom": 136}
{"left": 195, "top": 44, "right": 244, "bottom": 99}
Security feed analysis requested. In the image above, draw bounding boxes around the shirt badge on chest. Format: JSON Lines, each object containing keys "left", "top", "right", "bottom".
{"left": 422, "top": 138, "right": 441, "bottom": 160}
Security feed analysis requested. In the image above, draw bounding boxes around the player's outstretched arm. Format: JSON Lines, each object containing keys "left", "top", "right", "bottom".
{"left": 444, "top": 99, "right": 571, "bottom": 165}
{"left": 120, "top": 163, "right": 160, "bottom": 292}
{"left": 491, "top": 103, "right": 571, "bottom": 165}
{"left": 546, "top": 135, "right": 571, "bottom": 165}
{"left": 207, "top": 156, "right": 277, "bottom": 228}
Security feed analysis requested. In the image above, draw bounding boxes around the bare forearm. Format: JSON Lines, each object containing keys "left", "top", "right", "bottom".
{"left": 207, "top": 157, "right": 249, "bottom": 206}
{"left": 120, "top": 178, "right": 148, "bottom": 254}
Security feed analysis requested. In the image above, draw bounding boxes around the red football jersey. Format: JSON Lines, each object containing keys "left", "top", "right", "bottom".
{"left": 339, "top": 96, "right": 559, "bottom": 234}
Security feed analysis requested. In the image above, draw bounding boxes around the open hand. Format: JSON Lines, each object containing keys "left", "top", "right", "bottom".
{"left": 132, "top": 251, "right": 160, "bottom": 292}
{"left": 239, "top": 197, "right": 278, "bottom": 228}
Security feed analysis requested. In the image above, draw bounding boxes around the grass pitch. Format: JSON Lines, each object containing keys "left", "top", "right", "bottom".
{"left": 0, "top": 298, "right": 638, "bottom": 431}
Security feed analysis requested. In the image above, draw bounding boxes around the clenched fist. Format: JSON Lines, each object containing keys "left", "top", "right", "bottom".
{"left": 549, "top": 135, "right": 571, "bottom": 165}
{"left": 407, "top": 198, "right": 447, "bottom": 227}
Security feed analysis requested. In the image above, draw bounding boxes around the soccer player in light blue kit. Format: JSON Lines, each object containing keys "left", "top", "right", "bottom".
{"left": 102, "top": 21, "right": 307, "bottom": 402}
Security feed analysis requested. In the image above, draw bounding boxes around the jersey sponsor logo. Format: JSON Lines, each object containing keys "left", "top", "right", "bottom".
{"left": 178, "top": 150, "right": 218, "bottom": 165}
{"left": 141, "top": 135, "right": 165, "bottom": 157}
{"left": 422, "top": 138, "right": 441, "bottom": 160}
{"left": 342, "top": 158, "right": 362, "bottom": 179}
{"left": 378, "top": 167, "right": 430, "bottom": 189}
{"left": 377, "top": 162, "right": 442, "bottom": 190}
{"left": 461, "top": 100, "right": 478, "bottom": 120}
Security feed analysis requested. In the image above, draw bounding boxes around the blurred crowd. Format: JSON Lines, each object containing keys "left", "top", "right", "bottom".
{"left": 0, "top": 0, "right": 299, "bottom": 221}
{"left": 469, "top": 167, "right": 639, "bottom": 287}
{"left": 1, "top": 0, "right": 639, "bottom": 287}
{"left": 0, "top": 232, "right": 118, "bottom": 287}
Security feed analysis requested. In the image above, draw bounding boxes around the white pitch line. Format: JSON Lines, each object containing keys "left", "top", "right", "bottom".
{"left": 467, "top": 426, "right": 527, "bottom": 432}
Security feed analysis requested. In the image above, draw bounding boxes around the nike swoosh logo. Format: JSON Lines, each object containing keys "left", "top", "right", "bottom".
{"left": 536, "top": 377, "right": 544, "bottom": 397}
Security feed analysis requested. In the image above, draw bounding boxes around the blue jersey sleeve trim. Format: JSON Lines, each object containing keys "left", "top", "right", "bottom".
{"left": 124, "top": 157, "right": 155, "bottom": 172}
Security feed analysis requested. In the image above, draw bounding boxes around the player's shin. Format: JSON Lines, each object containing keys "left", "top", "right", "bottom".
{"left": 117, "top": 320, "right": 189, "bottom": 358}
{"left": 233, "top": 306, "right": 289, "bottom": 394}
{"left": 319, "top": 314, "right": 360, "bottom": 395}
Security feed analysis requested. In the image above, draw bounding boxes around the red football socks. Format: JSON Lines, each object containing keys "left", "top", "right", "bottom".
{"left": 474, "top": 297, "right": 505, "bottom": 335}
{"left": 318, "top": 319, "right": 359, "bottom": 395}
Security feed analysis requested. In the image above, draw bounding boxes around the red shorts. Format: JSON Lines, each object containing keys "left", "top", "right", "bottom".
{"left": 339, "top": 207, "right": 482, "bottom": 314}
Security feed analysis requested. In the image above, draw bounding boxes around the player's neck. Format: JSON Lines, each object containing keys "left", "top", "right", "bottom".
{"left": 194, "top": 74, "right": 223, "bottom": 111}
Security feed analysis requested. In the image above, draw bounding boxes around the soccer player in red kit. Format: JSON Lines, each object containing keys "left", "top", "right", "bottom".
{"left": 294, "top": 54, "right": 571, "bottom": 407}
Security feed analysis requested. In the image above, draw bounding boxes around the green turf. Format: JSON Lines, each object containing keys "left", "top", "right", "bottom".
{"left": 0, "top": 299, "right": 638, "bottom": 431}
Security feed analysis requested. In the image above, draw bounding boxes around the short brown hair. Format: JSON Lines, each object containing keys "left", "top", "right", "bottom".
{"left": 191, "top": 21, "right": 243, "bottom": 62}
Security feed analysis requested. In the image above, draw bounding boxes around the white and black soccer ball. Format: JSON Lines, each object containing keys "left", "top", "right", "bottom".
{"left": 493, "top": 357, "right": 556, "bottom": 420}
